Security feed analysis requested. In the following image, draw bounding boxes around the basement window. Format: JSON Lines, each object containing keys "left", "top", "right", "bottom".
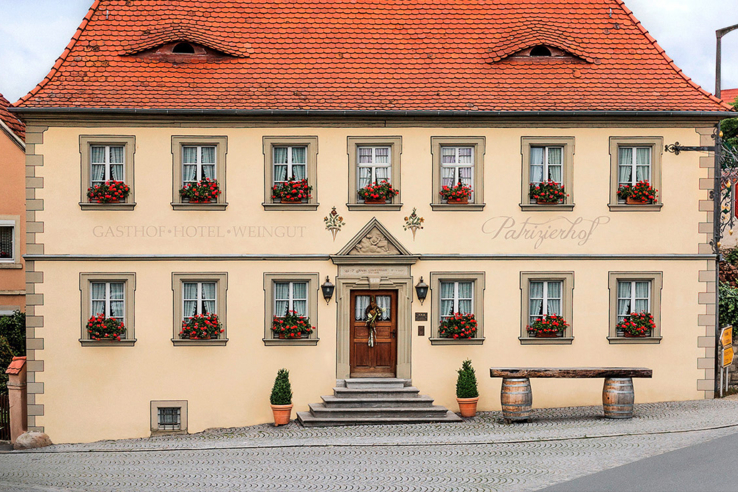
{"left": 158, "top": 407, "right": 181, "bottom": 431}
{"left": 530, "top": 46, "right": 552, "bottom": 57}
{"left": 172, "top": 42, "right": 196, "bottom": 54}
{"left": 150, "top": 400, "right": 188, "bottom": 434}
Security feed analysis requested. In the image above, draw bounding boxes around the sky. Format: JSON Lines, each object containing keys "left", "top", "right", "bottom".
{"left": 0, "top": 0, "right": 736, "bottom": 104}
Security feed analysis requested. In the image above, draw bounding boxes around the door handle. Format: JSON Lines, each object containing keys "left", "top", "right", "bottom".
{"left": 391, "top": 329, "right": 397, "bottom": 338}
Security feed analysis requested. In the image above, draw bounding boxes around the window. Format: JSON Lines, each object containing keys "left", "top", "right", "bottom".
{"left": 171, "top": 136, "right": 228, "bottom": 210}
{"left": 150, "top": 400, "right": 188, "bottom": 434}
{"left": 79, "top": 273, "right": 136, "bottom": 346}
{"left": 263, "top": 273, "right": 320, "bottom": 345}
{"left": 608, "top": 272, "right": 662, "bottom": 343}
{"left": 520, "top": 272, "right": 574, "bottom": 344}
{"left": 79, "top": 135, "right": 136, "bottom": 209}
{"left": 530, "top": 45, "right": 552, "bottom": 57}
{"left": 520, "top": 137, "right": 575, "bottom": 210}
{"left": 172, "top": 273, "right": 228, "bottom": 345}
{"left": 431, "top": 137, "right": 485, "bottom": 210}
{"left": 429, "top": 272, "right": 485, "bottom": 344}
{"left": 528, "top": 280, "right": 562, "bottom": 325}
{"left": 0, "top": 226, "right": 13, "bottom": 262}
{"left": 263, "top": 136, "right": 319, "bottom": 210}
{"left": 608, "top": 137, "right": 663, "bottom": 211}
{"left": 354, "top": 295, "right": 392, "bottom": 321}
{"left": 172, "top": 43, "right": 195, "bottom": 54}
{"left": 347, "top": 136, "right": 403, "bottom": 210}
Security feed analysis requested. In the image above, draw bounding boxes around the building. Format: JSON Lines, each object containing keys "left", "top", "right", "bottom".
{"left": 0, "top": 93, "right": 26, "bottom": 317}
{"left": 11, "top": 0, "right": 736, "bottom": 443}
{"left": 722, "top": 88, "right": 738, "bottom": 105}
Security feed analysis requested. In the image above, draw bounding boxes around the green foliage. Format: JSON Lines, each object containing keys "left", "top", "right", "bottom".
{"left": 0, "top": 335, "right": 15, "bottom": 391}
{"left": 719, "top": 282, "right": 738, "bottom": 338}
{"left": 270, "top": 368, "right": 293, "bottom": 405}
{"left": 722, "top": 100, "right": 738, "bottom": 150}
{"left": 456, "top": 359, "right": 479, "bottom": 399}
{"left": 725, "top": 248, "right": 738, "bottom": 266}
{"left": 0, "top": 311, "right": 25, "bottom": 356}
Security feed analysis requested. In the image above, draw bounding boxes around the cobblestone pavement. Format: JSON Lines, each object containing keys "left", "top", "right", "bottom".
{"left": 1, "top": 399, "right": 738, "bottom": 491}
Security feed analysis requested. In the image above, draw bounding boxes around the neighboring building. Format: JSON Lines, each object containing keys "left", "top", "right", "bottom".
{"left": 722, "top": 88, "right": 738, "bottom": 105}
{"left": 0, "top": 93, "right": 26, "bottom": 317}
{"left": 12, "top": 0, "right": 735, "bottom": 443}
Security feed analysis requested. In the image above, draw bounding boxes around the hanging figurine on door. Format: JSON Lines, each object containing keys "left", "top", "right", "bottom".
{"left": 365, "top": 296, "right": 384, "bottom": 348}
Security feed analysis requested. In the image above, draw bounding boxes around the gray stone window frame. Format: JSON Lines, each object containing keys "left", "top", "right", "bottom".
{"left": 429, "top": 272, "right": 485, "bottom": 345}
{"left": 520, "top": 136, "right": 576, "bottom": 211}
{"left": 607, "top": 271, "right": 663, "bottom": 344}
{"left": 0, "top": 216, "right": 21, "bottom": 269}
{"left": 608, "top": 137, "right": 664, "bottom": 212}
{"left": 263, "top": 273, "right": 320, "bottom": 346}
{"left": 79, "top": 135, "right": 136, "bottom": 211}
{"left": 150, "top": 400, "right": 188, "bottom": 435}
{"left": 172, "top": 272, "right": 228, "bottom": 346}
{"left": 262, "top": 136, "right": 319, "bottom": 210}
{"left": 171, "top": 136, "right": 228, "bottom": 211}
{"left": 430, "top": 137, "right": 486, "bottom": 211}
{"left": 79, "top": 273, "right": 136, "bottom": 347}
{"left": 519, "top": 272, "right": 575, "bottom": 345}
{"left": 346, "top": 136, "right": 403, "bottom": 211}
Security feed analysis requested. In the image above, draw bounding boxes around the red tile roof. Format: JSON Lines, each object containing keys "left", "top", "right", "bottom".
{"left": 722, "top": 89, "right": 738, "bottom": 106}
{"left": 14, "top": 0, "right": 732, "bottom": 113}
{"left": 0, "top": 93, "right": 25, "bottom": 140}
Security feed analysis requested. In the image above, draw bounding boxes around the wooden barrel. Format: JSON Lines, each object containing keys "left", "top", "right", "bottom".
{"left": 602, "top": 377, "right": 634, "bottom": 419}
{"left": 501, "top": 377, "right": 532, "bottom": 422}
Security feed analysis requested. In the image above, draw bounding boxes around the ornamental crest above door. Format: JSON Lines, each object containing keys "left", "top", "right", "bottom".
{"left": 332, "top": 218, "right": 418, "bottom": 266}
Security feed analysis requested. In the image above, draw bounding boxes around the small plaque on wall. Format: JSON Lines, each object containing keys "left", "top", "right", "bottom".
{"left": 418, "top": 326, "right": 425, "bottom": 336}
{"left": 415, "top": 312, "right": 428, "bottom": 322}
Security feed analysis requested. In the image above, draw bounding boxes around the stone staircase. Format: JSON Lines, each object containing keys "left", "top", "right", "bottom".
{"left": 297, "top": 378, "right": 463, "bottom": 427}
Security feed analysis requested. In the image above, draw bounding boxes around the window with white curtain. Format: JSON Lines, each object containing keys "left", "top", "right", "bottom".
{"left": 0, "top": 226, "right": 13, "bottom": 261}
{"left": 354, "top": 295, "right": 391, "bottom": 321}
{"left": 357, "top": 146, "right": 391, "bottom": 190}
{"left": 273, "top": 146, "right": 307, "bottom": 186}
{"left": 91, "top": 282, "right": 126, "bottom": 322}
{"left": 439, "top": 281, "right": 474, "bottom": 320}
{"left": 182, "top": 146, "right": 216, "bottom": 185}
{"left": 183, "top": 282, "right": 217, "bottom": 320}
{"left": 90, "top": 145, "right": 125, "bottom": 185}
{"left": 616, "top": 280, "right": 650, "bottom": 324}
{"left": 618, "top": 147, "right": 651, "bottom": 188}
{"left": 440, "top": 147, "right": 474, "bottom": 199}
{"left": 274, "top": 281, "right": 308, "bottom": 317}
{"left": 528, "top": 281, "right": 562, "bottom": 325}
{"left": 530, "top": 146, "right": 563, "bottom": 185}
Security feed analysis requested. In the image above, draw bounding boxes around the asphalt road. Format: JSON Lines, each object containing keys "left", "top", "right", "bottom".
{"left": 541, "top": 432, "right": 738, "bottom": 492}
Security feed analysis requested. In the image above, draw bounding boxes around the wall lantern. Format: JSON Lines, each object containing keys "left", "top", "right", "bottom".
{"left": 321, "top": 276, "right": 335, "bottom": 304}
{"left": 415, "top": 277, "right": 429, "bottom": 305}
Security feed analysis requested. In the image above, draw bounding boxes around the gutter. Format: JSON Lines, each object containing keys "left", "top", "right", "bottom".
{"left": 0, "top": 119, "right": 25, "bottom": 150}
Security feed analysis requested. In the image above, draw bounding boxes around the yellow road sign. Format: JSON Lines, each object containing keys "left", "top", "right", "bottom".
{"left": 722, "top": 327, "right": 733, "bottom": 348}
{"left": 724, "top": 347, "right": 734, "bottom": 368}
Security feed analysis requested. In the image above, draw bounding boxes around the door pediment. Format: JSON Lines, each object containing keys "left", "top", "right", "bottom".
{"left": 333, "top": 218, "right": 418, "bottom": 265}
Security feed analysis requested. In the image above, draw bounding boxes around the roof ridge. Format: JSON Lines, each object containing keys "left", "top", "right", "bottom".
{"left": 14, "top": 0, "right": 101, "bottom": 107}
{"left": 613, "top": 0, "right": 733, "bottom": 111}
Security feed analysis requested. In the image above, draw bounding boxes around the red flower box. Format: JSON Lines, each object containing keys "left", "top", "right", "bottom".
{"left": 179, "top": 178, "right": 221, "bottom": 203}
{"left": 87, "top": 180, "right": 131, "bottom": 203}
{"left": 272, "top": 178, "right": 312, "bottom": 203}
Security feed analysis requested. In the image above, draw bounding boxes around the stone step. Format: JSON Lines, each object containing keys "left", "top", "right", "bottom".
{"left": 332, "top": 386, "right": 421, "bottom": 399}
{"left": 296, "top": 410, "right": 462, "bottom": 427}
{"left": 321, "top": 394, "right": 435, "bottom": 408}
{"left": 308, "top": 403, "right": 451, "bottom": 419}
{"left": 343, "top": 378, "right": 411, "bottom": 389}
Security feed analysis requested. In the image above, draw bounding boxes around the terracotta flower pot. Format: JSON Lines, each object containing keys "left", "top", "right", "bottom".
{"left": 271, "top": 404, "right": 293, "bottom": 426}
{"left": 447, "top": 197, "right": 469, "bottom": 204}
{"left": 278, "top": 333, "right": 309, "bottom": 339}
{"left": 363, "top": 197, "right": 387, "bottom": 204}
{"left": 625, "top": 197, "right": 648, "bottom": 205}
{"left": 536, "top": 198, "right": 560, "bottom": 205}
{"left": 456, "top": 397, "right": 479, "bottom": 417}
{"left": 533, "top": 332, "right": 560, "bottom": 338}
{"left": 624, "top": 332, "right": 647, "bottom": 338}
{"left": 280, "top": 196, "right": 303, "bottom": 203}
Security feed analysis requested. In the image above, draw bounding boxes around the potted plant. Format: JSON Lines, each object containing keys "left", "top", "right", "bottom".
{"left": 357, "top": 180, "right": 398, "bottom": 204}
{"left": 530, "top": 180, "right": 567, "bottom": 204}
{"left": 272, "top": 178, "right": 312, "bottom": 203}
{"left": 178, "top": 313, "right": 223, "bottom": 340}
{"left": 271, "top": 310, "right": 315, "bottom": 339}
{"left": 617, "top": 181, "right": 658, "bottom": 205}
{"left": 439, "top": 313, "right": 477, "bottom": 339}
{"left": 527, "top": 314, "right": 568, "bottom": 338}
{"left": 617, "top": 312, "right": 655, "bottom": 337}
{"left": 270, "top": 368, "right": 293, "bottom": 426}
{"left": 87, "top": 314, "right": 126, "bottom": 341}
{"left": 179, "top": 177, "right": 221, "bottom": 203}
{"left": 440, "top": 181, "right": 473, "bottom": 204}
{"left": 87, "top": 180, "right": 131, "bottom": 203}
{"left": 456, "top": 359, "right": 479, "bottom": 417}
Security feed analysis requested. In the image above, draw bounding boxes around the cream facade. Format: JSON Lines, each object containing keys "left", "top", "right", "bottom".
{"left": 22, "top": 118, "right": 718, "bottom": 443}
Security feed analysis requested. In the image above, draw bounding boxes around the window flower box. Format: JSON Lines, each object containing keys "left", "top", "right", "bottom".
{"left": 87, "top": 314, "right": 126, "bottom": 342}
{"left": 440, "top": 181, "right": 473, "bottom": 204}
{"left": 530, "top": 180, "right": 567, "bottom": 205}
{"left": 527, "top": 314, "right": 568, "bottom": 338}
{"left": 617, "top": 312, "right": 654, "bottom": 337}
{"left": 179, "top": 313, "right": 223, "bottom": 340}
{"left": 272, "top": 178, "right": 312, "bottom": 203}
{"left": 439, "top": 313, "right": 477, "bottom": 339}
{"left": 358, "top": 180, "right": 398, "bottom": 204}
{"left": 179, "top": 178, "right": 221, "bottom": 203}
{"left": 87, "top": 180, "right": 131, "bottom": 203}
{"left": 272, "top": 310, "right": 315, "bottom": 339}
{"left": 617, "top": 181, "right": 658, "bottom": 205}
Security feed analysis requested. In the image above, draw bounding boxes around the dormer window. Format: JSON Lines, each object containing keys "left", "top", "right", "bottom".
{"left": 172, "top": 42, "right": 196, "bottom": 55}
{"left": 530, "top": 46, "right": 552, "bottom": 57}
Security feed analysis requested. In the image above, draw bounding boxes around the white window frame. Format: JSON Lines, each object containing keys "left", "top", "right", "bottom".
{"left": 357, "top": 146, "right": 392, "bottom": 187}
{"left": 618, "top": 146, "right": 652, "bottom": 187}
{"left": 182, "top": 145, "right": 217, "bottom": 185}
{"left": 528, "top": 280, "right": 563, "bottom": 325}
{"left": 439, "top": 280, "right": 474, "bottom": 320}
{"left": 440, "top": 146, "right": 475, "bottom": 192}
{"left": 90, "top": 144, "right": 125, "bottom": 185}
{"left": 274, "top": 281, "right": 309, "bottom": 317}
{"left": 616, "top": 280, "right": 651, "bottom": 322}
{"left": 273, "top": 145, "right": 308, "bottom": 186}
{"left": 0, "top": 222, "right": 14, "bottom": 262}
{"left": 530, "top": 146, "right": 564, "bottom": 185}
{"left": 90, "top": 281, "right": 126, "bottom": 322}
{"left": 182, "top": 281, "right": 217, "bottom": 320}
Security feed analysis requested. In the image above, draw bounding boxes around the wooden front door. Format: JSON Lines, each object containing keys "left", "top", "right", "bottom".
{"left": 350, "top": 290, "right": 398, "bottom": 377}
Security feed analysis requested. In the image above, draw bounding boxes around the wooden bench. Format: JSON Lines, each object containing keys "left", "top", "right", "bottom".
{"left": 489, "top": 367, "right": 653, "bottom": 422}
